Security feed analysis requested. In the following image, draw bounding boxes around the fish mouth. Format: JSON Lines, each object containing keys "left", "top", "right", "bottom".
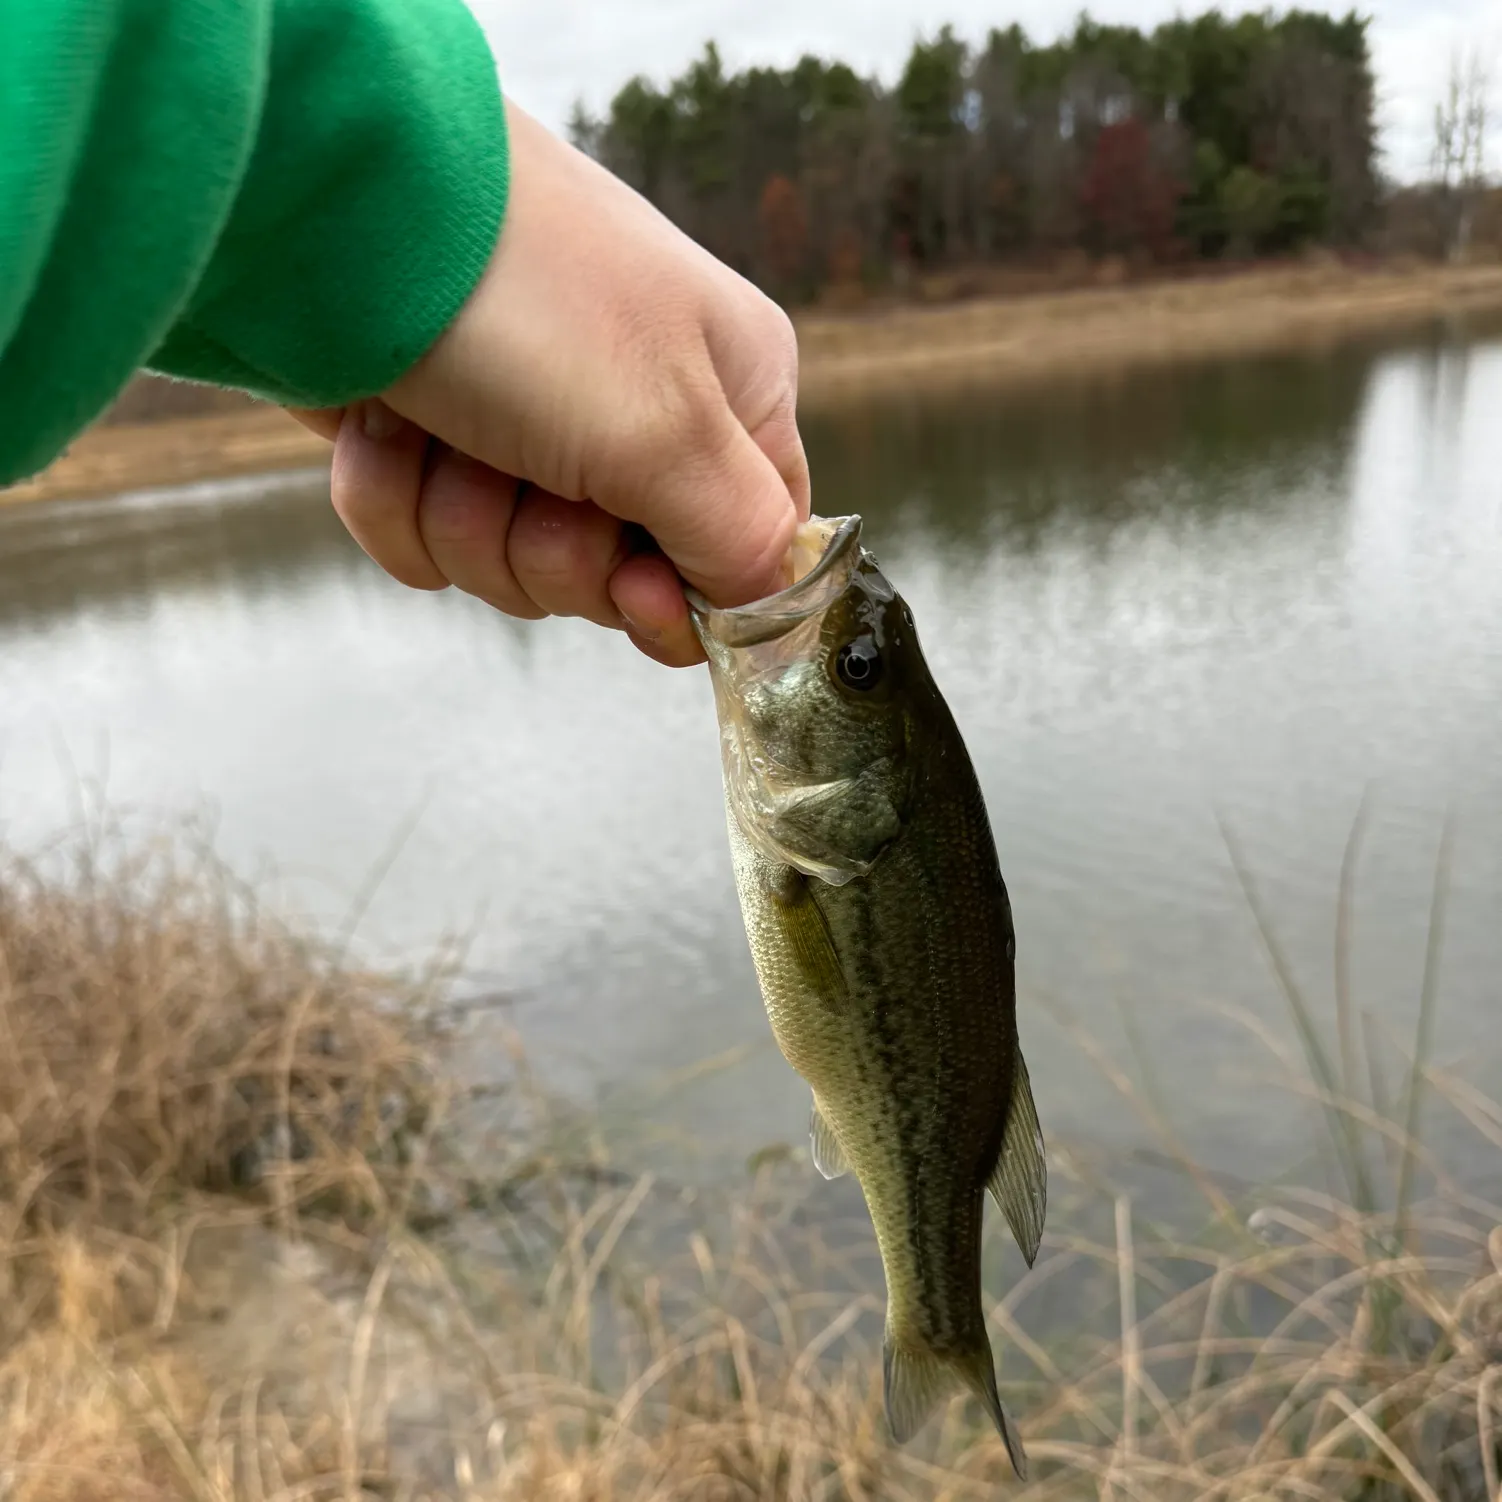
{"left": 686, "top": 513, "right": 874, "bottom": 885}
{"left": 686, "top": 515, "right": 864, "bottom": 650}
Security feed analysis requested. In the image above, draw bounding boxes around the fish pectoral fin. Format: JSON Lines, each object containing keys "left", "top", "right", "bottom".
{"left": 808, "top": 1098, "right": 849, "bottom": 1180}
{"left": 986, "top": 1043, "right": 1048, "bottom": 1268}
{"left": 768, "top": 865, "right": 848, "bottom": 1010}
{"left": 883, "top": 1337, "right": 1028, "bottom": 1481}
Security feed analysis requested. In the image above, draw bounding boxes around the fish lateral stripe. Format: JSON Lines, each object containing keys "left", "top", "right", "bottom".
{"left": 691, "top": 513, "right": 1047, "bottom": 1462}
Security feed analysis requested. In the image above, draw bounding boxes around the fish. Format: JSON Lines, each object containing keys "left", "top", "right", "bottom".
{"left": 687, "top": 514, "right": 1046, "bottom": 1480}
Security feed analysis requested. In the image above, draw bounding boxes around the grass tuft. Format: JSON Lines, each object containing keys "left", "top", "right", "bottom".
{"left": 0, "top": 822, "right": 1497, "bottom": 1500}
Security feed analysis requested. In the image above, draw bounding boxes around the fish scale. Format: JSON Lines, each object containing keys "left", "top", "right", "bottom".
{"left": 690, "top": 513, "right": 1047, "bottom": 1482}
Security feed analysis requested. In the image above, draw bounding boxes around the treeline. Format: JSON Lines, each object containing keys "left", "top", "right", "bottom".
{"left": 569, "top": 10, "right": 1378, "bottom": 299}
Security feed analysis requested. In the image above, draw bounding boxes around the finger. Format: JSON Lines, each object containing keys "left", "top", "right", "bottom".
{"left": 608, "top": 402, "right": 799, "bottom": 609}
{"left": 285, "top": 405, "right": 345, "bottom": 442}
{"left": 330, "top": 401, "right": 445, "bottom": 590}
{"left": 754, "top": 406, "right": 812, "bottom": 525}
{"left": 609, "top": 553, "right": 705, "bottom": 668}
{"left": 416, "top": 450, "right": 545, "bottom": 619}
{"left": 625, "top": 627, "right": 706, "bottom": 668}
{"left": 507, "top": 490, "right": 630, "bottom": 629}
{"left": 782, "top": 440, "right": 812, "bottom": 526}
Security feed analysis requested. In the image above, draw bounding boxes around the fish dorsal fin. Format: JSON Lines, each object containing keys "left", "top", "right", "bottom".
{"left": 986, "top": 1043, "right": 1047, "bottom": 1268}
{"left": 883, "top": 1337, "right": 1028, "bottom": 1480}
{"left": 809, "top": 1097, "right": 849, "bottom": 1180}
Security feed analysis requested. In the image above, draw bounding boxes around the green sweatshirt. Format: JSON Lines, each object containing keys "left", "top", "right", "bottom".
{"left": 0, "top": 0, "right": 509, "bottom": 486}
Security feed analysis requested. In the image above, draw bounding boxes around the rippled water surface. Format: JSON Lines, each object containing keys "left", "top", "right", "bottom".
{"left": 4, "top": 323, "right": 1500, "bottom": 1185}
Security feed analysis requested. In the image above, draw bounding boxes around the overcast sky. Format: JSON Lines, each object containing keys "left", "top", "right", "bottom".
{"left": 468, "top": 0, "right": 1499, "bottom": 184}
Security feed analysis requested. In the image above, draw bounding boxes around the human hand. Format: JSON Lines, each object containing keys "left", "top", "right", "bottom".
{"left": 289, "top": 98, "right": 809, "bottom": 667}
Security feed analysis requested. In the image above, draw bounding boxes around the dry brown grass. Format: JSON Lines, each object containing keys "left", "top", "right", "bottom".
{"left": 794, "top": 262, "right": 1502, "bottom": 405}
{"left": 0, "top": 824, "right": 1498, "bottom": 1500}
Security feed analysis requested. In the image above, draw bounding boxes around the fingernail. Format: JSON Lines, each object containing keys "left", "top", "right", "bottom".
{"left": 618, "top": 609, "right": 661, "bottom": 642}
{"left": 361, "top": 400, "right": 404, "bottom": 441}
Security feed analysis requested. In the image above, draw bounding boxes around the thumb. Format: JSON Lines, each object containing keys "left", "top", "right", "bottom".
{"left": 283, "top": 404, "right": 347, "bottom": 442}
{"left": 619, "top": 409, "right": 802, "bottom": 609}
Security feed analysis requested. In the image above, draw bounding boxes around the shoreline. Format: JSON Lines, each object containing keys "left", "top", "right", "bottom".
{"left": 6, "top": 261, "right": 1502, "bottom": 509}
{"left": 795, "top": 260, "right": 1502, "bottom": 400}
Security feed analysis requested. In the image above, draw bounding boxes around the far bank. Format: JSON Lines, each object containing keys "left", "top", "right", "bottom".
{"left": 7, "top": 260, "right": 1502, "bottom": 509}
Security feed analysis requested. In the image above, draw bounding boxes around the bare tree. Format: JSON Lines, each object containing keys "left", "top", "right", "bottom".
{"left": 1432, "top": 47, "right": 1492, "bottom": 260}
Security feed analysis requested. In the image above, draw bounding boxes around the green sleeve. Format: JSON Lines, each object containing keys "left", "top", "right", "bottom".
{"left": 0, "top": 0, "right": 508, "bottom": 486}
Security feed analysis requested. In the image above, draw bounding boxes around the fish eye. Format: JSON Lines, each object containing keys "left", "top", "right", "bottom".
{"left": 834, "top": 635, "right": 883, "bottom": 692}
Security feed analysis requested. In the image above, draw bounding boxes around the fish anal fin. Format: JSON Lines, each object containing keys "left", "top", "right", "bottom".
{"left": 986, "top": 1043, "right": 1048, "bottom": 1268}
{"left": 883, "top": 1337, "right": 1028, "bottom": 1480}
{"left": 809, "top": 1097, "right": 849, "bottom": 1180}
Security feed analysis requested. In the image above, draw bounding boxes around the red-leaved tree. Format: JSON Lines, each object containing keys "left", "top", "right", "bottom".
{"left": 1078, "top": 118, "right": 1184, "bottom": 262}
{"left": 758, "top": 173, "right": 808, "bottom": 290}
{"left": 827, "top": 224, "right": 863, "bottom": 287}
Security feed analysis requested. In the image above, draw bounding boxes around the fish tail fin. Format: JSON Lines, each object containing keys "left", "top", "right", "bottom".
{"left": 883, "top": 1335, "right": 1028, "bottom": 1481}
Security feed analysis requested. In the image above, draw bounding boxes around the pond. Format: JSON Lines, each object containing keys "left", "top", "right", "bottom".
{"left": 3, "top": 319, "right": 1500, "bottom": 1192}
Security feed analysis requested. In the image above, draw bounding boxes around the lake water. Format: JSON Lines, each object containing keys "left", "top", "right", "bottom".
{"left": 3, "top": 321, "right": 1500, "bottom": 1193}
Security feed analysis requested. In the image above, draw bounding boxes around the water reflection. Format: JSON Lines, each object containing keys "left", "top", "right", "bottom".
{"left": 0, "top": 476, "right": 356, "bottom": 631}
{"left": 2, "top": 322, "right": 1499, "bottom": 1191}
{"left": 807, "top": 341, "right": 1376, "bottom": 558}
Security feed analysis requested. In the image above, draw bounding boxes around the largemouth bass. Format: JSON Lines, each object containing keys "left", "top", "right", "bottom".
{"left": 687, "top": 515, "right": 1046, "bottom": 1478}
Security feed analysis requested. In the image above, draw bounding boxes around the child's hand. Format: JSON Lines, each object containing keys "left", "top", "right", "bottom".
{"left": 291, "top": 99, "right": 809, "bottom": 668}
